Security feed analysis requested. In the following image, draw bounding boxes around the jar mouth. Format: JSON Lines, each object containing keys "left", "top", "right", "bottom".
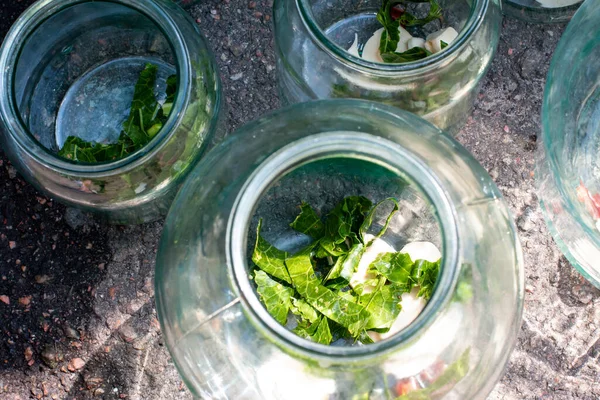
{"left": 228, "top": 131, "right": 461, "bottom": 360}
{"left": 0, "top": 0, "right": 191, "bottom": 177}
{"left": 295, "top": 0, "right": 489, "bottom": 73}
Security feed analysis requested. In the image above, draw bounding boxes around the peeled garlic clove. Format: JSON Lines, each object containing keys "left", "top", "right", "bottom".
{"left": 425, "top": 27, "right": 459, "bottom": 54}
{"left": 395, "top": 26, "right": 413, "bottom": 53}
{"left": 350, "top": 234, "right": 395, "bottom": 293}
{"left": 378, "top": 288, "right": 427, "bottom": 340}
{"left": 347, "top": 33, "right": 360, "bottom": 57}
{"left": 407, "top": 37, "right": 426, "bottom": 50}
{"left": 362, "top": 28, "right": 384, "bottom": 62}
{"left": 400, "top": 241, "right": 441, "bottom": 262}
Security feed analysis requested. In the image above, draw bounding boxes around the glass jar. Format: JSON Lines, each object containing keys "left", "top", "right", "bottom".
{"left": 0, "top": 0, "right": 222, "bottom": 224}
{"left": 536, "top": 0, "right": 600, "bottom": 285}
{"left": 502, "top": 0, "right": 583, "bottom": 24}
{"left": 273, "top": 0, "right": 501, "bottom": 134}
{"left": 155, "top": 100, "right": 524, "bottom": 399}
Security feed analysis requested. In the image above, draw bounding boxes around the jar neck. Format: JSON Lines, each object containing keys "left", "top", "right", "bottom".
{"left": 295, "top": 0, "right": 489, "bottom": 74}
{"left": 228, "top": 131, "right": 461, "bottom": 361}
{"left": 0, "top": 0, "right": 191, "bottom": 176}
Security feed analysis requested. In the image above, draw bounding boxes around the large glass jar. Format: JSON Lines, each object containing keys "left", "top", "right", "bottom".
{"left": 0, "top": 0, "right": 222, "bottom": 224}
{"left": 536, "top": 0, "right": 600, "bottom": 285}
{"left": 502, "top": 0, "right": 583, "bottom": 24}
{"left": 273, "top": 0, "right": 501, "bottom": 134}
{"left": 155, "top": 100, "right": 524, "bottom": 399}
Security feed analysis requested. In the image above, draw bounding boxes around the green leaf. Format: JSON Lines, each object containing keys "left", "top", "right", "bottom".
{"left": 253, "top": 270, "right": 294, "bottom": 325}
{"left": 381, "top": 47, "right": 433, "bottom": 64}
{"left": 58, "top": 137, "right": 97, "bottom": 162}
{"left": 290, "top": 298, "right": 320, "bottom": 323}
{"left": 397, "top": 0, "right": 443, "bottom": 27}
{"left": 360, "top": 198, "right": 400, "bottom": 246}
{"left": 440, "top": 40, "right": 448, "bottom": 50}
{"left": 319, "top": 196, "right": 372, "bottom": 257}
{"left": 369, "top": 252, "right": 414, "bottom": 288}
{"left": 122, "top": 64, "right": 161, "bottom": 143}
{"left": 324, "top": 276, "right": 351, "bottom": 291}
{"left": 311, "top": 317, "right": 333, "bottom": 345}
{"left": 356, "top": 330, "right": 375, "bottom": 345}
{"left": 294, "top": 316, "right": 333, "bottom": 345}
{"left": 454, "top": 281, "right": 473, "bottom": 303}
{"left": 58, "top": 136, "right": 133, "bottom": 163}
{"left": 289, "top": 202, "right": 325, "bottom": 239}
{"left": 323, "top": 243, "right": 364, "bottom": 282}
{"left": 165, "top": 74, "right": 177, "bottom": 104}
{"left": 377, "top": 0, "right": 401, "bottom": 54}
{"left": 58, "top": 64, "right": 175, "bottom": 163}
{"left": 358, "top": 277, "right": 404, "bottom": 331}
{"left": 285, "top": 246, "right": 371, "bottom": 336}
{"left": 412, "top": 259, "right": 440, "bottom": 300}
{"left": 251, "top": 220, "right": 292, "bottom": 284}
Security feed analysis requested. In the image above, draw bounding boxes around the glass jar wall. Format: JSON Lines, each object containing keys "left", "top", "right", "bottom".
{"left": 536, "top": 0, "right": 600, "bottom": 285}
{"left": 273, "top": 0, "right": 501, "bottom": 134}
{"left": 155, "top": 100, "right": 524, "bottom": 399}
{"left": 0, "top": 0, "right": 222, "bottom": 224}
{"left": 502, "top": 0, "right": 583, "bottom": 24}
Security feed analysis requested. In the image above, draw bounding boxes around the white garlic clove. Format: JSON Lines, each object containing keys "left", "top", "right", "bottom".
{"left": 347, "top": 33, "right": 360, "bottom": 57}
{"left": 407, "top": 37, "right": 426, "bottom": 50}
{"left": 362, "top": 28, "right": 384, "bottom": 62}
{"left": 425, "top": 27, "right": 459, "bottom": 54}
{"left": 395, "top": 26, "right": 413, "bottom": 53}
{"left": 350, "top": 234, "right": 395, "bottom": 293}
{"left": 400, "top": 241, "right": 441, "bottom": 262}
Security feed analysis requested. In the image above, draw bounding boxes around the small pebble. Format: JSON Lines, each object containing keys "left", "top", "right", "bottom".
{"left": 119, "top": 325, "right": 138, "bottom": 343}
{"left": 41, "top": 345, "right": 61, "bottom": 369}
{"left": 517, "top": 207, "right": 535, "bottom": 232}
{"left": 68, "top": 358, "right": 85, "bottom": 371}
{"left": 63, "top": 324, "right": 80, "bottom": 340}
{"left": 525, "top": 285, "right": 535, "bottom": 294}
{"left": 18, "top": 296, "right": 32, "bottom": 306}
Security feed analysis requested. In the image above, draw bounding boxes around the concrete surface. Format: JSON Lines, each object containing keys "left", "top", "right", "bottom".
{"left": 1, "top": 0, "right": 599, "bottom": 399}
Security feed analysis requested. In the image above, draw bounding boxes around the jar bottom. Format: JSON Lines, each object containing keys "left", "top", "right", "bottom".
{"left": 54, "top": 56, "right": 175, "bottom": 149}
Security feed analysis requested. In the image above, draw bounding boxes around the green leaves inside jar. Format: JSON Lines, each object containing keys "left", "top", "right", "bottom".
{"left": 250, "top": 196, "right": 442, "bottom": 346}
{"left": 58, "top": 64, "right": 178, "bottom": 163}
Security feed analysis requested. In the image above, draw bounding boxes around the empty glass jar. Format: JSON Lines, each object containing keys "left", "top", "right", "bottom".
{"left": 536, "top": 0, "right": 600, "bottom": 285}
{"left": 0, "top": 0, "right": 222, "bottom": 224}
{"left": 155, "top": 100, "right": 524, "bottom": 399}
{"left": 273, "top": 0, "right": 501, "bottom": 134}
{"left": 502, "top": 0, "right": 583, "bottom": 24}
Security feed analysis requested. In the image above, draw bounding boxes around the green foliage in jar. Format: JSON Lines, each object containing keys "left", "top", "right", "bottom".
{"left": 59, "top": 64, "right": 177, "bottom": 163}
{"left": 378, "top": 0, "right": 443, "bottom": 63}
{"left": 250, "top": 196, "right": 442, "bottom": 345}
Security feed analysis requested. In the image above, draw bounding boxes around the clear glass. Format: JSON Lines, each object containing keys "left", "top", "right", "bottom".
{"left": 155, "top": 100, "right": 524, "bottom": 399}
{"left": 502, "top": 0, "right": 583, "bottom": 24}
{"left": 537, "top": 0, "right": 600, "bottom": 285}
{"left": 273, "top": 0, "right": 501, "bottom": 134}
{"left": 0, "top": 0, "right": 222, "bottom": 224}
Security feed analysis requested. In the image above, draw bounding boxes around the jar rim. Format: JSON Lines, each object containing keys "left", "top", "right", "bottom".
{"left": 227, "top": 130, "right": 461, "bottom": 360}
{"left": 0, "top": 0, "right": 192, "bottom": 177}
{"left": 294, "top": 0, "right": 489, "bottom": 73}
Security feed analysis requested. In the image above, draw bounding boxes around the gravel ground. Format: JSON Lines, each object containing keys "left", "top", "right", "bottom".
{"left": 1, "top": 1, "right": 599, "bottom": 399}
